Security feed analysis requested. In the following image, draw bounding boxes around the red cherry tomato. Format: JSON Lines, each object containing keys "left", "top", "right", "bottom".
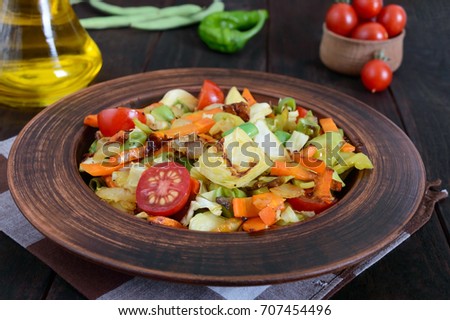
{"left": 352, "top": 0, "right": 383, "bottom": 20}
{"left": 296, "top": 106, "right": 308, "bottom": 119}
{"left": 136, "top": 162, "right": 192, "bottom": 217}
{"left": 351, "top": 22, "right": 388, "bottom": 40}
{"left": 288, "top": 196, "right": 335, "bottom": 214}
{"left": 361, "top": 59, "right": 393, "bottom": 93}
{"left": 377, "top": 4, "right": 407, "bottom": 37}
{"left": 325, "top": 3, "right": 358, "bottom": 37}
{"left": 97, "top": 107, "right": 146, "bottom": 137}
{"left": 197, "top": 79, "right": 224, "bottom": 110}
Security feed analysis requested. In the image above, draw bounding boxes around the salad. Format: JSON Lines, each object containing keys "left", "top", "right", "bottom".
{"left": 80, "top": 80, "right": 373, "bottom": 232}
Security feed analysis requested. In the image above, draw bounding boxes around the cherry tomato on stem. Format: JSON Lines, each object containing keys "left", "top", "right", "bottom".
{"left": 136, "top": 162, "right": 192, "bottom": 217}
{"left": 97, "top": 107, "right": 146, "bottom": 137}
{"left": 197, "top": 79, "right": 224, "bottom": 110}
{"left": 352, "top": 0, "right": 383, "bottom": 20}
{"left": 325, "top": 3, "right": 358, "bottom": 37}
{"left": 377, "top": 4, "right": 407, "bottom": 37}
{"left": 361, "top": 59, "right": 393, "bottom": 93}
{"left": 351, "top": 22, "right": 388, "bottom": 40}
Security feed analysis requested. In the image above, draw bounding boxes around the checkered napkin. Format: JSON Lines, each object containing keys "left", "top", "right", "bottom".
{"left": 0, "top": 136, "right": 446, "bottom": 300}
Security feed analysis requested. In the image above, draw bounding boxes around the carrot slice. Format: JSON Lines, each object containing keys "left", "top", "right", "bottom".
{"left": 82, "top": 146, "right": 146, "bottom": 176}
{"left": 197, "top": 133, "right": 217, "bottom": 143}
{"left": 193, "top": 117, "right": 216, "bottom": 134}
{"left": 252, "top": 192, "right": 285, "bottom": 211}
{"left": 152, "top": 118, "right": 215, "bottom": 140}
{"left": 181, "top": 108, "right": 222, "bottom": 122}
{"left": 232, "top": 197, "right": 260, "bottom": 218}
{"left": 190, "top": 177, "right": 200, "bottom": 196}
{"left": 147, "top": 216, "right": 186, "bottom": 229}
{"left": 103, "top": 175, "right": 116, "bottom": 188}
{"left": 313, "top": 167, "right": 335, "bottom": 204}
{"left": 340, "top": 142, "right": 356, "bottom": 152}
{"left": 108, "top": 146, "right": 146, "bottom": 165}
{"left": 80, "top": 162, "right": 124, "bottom": 177}
{"left": 270, "top": 161, "right": 317, "bottom": 181}
{"left": 242, "top": 88, "right": 257, "bottom": 106}
{"left": 242, "top": 217, "right": 268, "bottom": 232}
{"left": 83, "top": 114, "right": 98, "bottom": 127}
{"left": 319, "top": 117, "right": 339, "bottom": 132}
{"left": 258, "top": 206, "right": 277, "bottom": 226}
{"left": 298, "top": 157, "right": 326, "bottom": 174}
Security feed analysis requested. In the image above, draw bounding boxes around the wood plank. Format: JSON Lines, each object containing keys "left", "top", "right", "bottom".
{"left": 145, "top": 0, "right": 268, "bottom": 72}
{"left": 75, "top": 0, "right": 173, "bottom": 81}
{"left": 45, "top": 275, "right": 86, "bottom": 300}
{"left": 386, "top": 0, "right": 450, "bottom": 235}
{"left": 267, "top": 0, "right": 449, "bottom": 299}
{"left": 333, "top": 214, "right": 450, "bottom": 299}
{"left": 0, "top": 232, "right": 54, "bottom": 299}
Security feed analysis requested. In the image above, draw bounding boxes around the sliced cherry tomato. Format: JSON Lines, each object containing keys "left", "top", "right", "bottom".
{"left": 361, "top": 59, "right": 393, "bottom": 93}
{"left": 377, "top": 4, "right": 407, "bottom": 37}
{"left": 287, "top": 196, "right": 335, "bottom": 214}
{"left": 351, "top": 22, "right": 388, "bottom": 40}
{"left": 197, "top": 79, "right": 224, "bottom": 110}
{"left": 97, "top": 107, "right": 146, "bottom": 137}
{"left": 352, "top": 0, "right": 383, "bottom": 20}
{"left": 136, "top": 162, "right": 192, "bottom": 216}
{"left": 325, "top": 3, "right": 358, "bottom": 37}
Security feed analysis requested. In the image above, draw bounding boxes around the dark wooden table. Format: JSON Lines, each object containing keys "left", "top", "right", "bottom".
{"left": 1, "top": 0, "right": 449, "bottom": 299}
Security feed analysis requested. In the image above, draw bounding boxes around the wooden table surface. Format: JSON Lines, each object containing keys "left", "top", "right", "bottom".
{"left": 0, "top": 0, "right": 448, "bottom": 299}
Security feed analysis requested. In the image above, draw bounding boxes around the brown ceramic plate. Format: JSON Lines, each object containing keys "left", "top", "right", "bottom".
{"left": 8, "top": 68, "right": 426, "bottom": 285}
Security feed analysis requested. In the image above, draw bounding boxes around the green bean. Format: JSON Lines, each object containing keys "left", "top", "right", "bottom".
{"left": 188, "top": 0, "right": 225, "bottom": 21}
{"left": 131, "top": 0, "right": 225, "bottom": 31}
{"left": 81, "top": 3, "right": 204, "bottom": 29}
{"left": 157, "top": 4, "right": 202, "bottom": 17}
{"left": 131, "top": 15, "right": 194, "bottom": 30}
{"left": 80, "top": 14, "right": 149, "bottom": 29}
{"left": 88, "top": 0, "right": 159, "bottom": 16}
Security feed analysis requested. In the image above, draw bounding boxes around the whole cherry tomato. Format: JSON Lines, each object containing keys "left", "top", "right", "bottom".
{"left": 361, "top": 59, "right": 393, "bottom": 93}
{"left": 377, "top": 4, "right": 407, "bottom": 37}
{"left": 325, "top": 3, "right": 358, "bottom": 36}
{"left": 197, "top": 79, "right": 224, "bottom": 110}
{"left": 97, "top": 107, "right": 146, "bottom": 137}
{"left": 352, "top": 0, "right": 383, "bottom": 20}
{"left": 351, "top": 22, "right": 388, "bottom": 40}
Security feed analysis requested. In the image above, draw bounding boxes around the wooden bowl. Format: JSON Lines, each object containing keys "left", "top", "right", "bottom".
{"left": 7, "top": 68, "right": 425, "bottom": 285}
{"left": 320, "top": 24, "right": 405, "bottom": 76}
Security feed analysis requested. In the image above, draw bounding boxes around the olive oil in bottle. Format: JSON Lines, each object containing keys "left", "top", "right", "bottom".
{"left": 0, "top": 0, "right": 102, "bottom": 107}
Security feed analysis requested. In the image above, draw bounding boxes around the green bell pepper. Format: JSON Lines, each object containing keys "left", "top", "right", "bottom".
{"left": 198, "top": 9, "right": 269, "bottom": 53}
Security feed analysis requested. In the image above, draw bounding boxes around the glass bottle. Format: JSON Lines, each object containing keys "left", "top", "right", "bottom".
{"left": 0, "top": 0, "right": 102, "bottom": 108}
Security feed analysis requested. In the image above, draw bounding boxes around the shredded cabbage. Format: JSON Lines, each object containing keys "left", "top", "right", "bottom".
{"left": 198, "top": 127, "right": 271, "bottom": 188}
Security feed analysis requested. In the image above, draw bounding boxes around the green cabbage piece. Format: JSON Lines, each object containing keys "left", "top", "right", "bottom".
{"left": 333, "top": 152, "right": 374, "bottom": 174}
{"left": 188, "top": 212, "right": 243, "bottom": 232}
{"left": 181, "top": 192, "right": 222, "bottom": 226}
{"left": 197, "top": 127, "right": 271, "bottom": 188}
